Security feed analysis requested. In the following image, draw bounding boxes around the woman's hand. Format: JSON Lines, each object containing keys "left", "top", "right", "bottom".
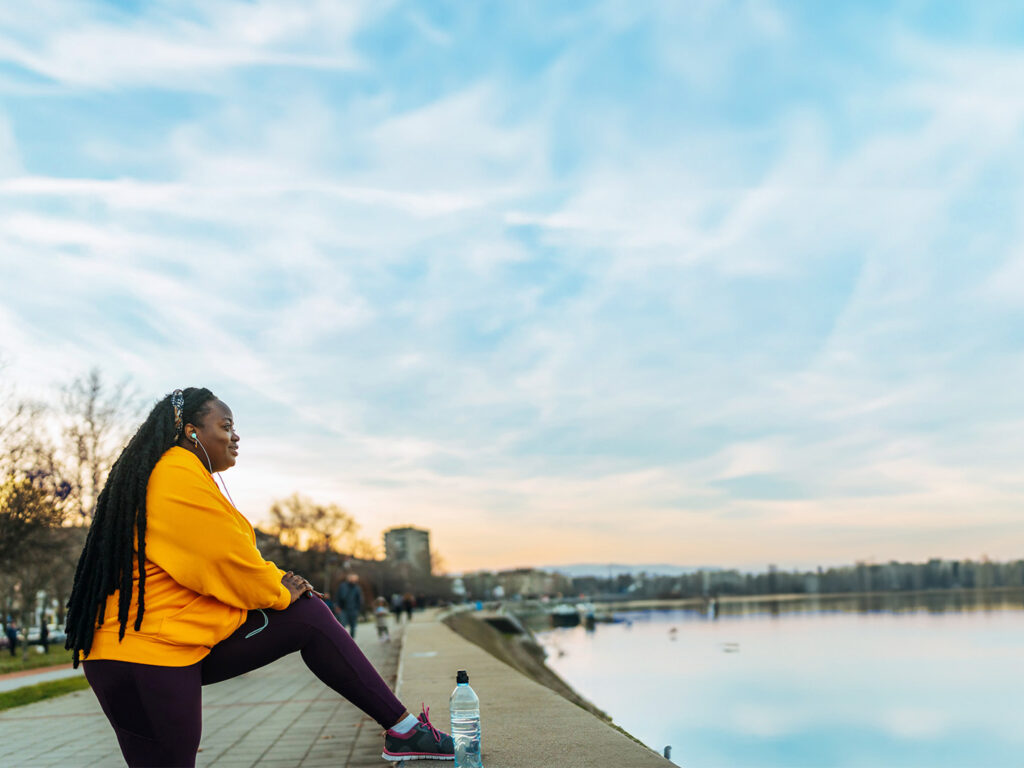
{"left": 281, "top": 571, "right": 326, "bottom": 605}
{"left": 282, "top": 572, "right": 305, "bottom": 604}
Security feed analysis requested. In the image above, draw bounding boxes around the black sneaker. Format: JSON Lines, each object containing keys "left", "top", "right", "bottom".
{"left": 382, "top": 706, "right": 455, "bottom": 762}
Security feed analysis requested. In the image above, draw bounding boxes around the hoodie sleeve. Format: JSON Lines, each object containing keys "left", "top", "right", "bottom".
{"left": 144, "top": 455, "right": 292, "bottom": 612}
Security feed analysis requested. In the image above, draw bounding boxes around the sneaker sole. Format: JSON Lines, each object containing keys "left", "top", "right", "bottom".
{"left": 381, "top": 752, "right": 454, "bottom": 761}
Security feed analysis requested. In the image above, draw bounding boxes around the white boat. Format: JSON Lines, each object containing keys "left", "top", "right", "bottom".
{"left": 549, "top": 604, "right": 581, "bottom": 627}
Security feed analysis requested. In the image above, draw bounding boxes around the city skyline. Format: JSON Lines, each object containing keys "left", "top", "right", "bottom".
{"left": 3, "top": 2, "right": 1024, "bottom": 572}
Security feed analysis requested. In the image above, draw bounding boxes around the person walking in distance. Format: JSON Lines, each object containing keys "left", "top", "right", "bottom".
{"left": 335, "top": 572, "right": 364, "bottom": 638}
{"left": 64, "top": 388, "right": 453, "bottom": 766}
{"left": 391, "top": 593, "right": 403, "bottom": 622}
{"left": 373, "top": 597, "right": 391, "bottom": 643}
{"left": 4, "top": 618, "right": 17, "bottom": 657}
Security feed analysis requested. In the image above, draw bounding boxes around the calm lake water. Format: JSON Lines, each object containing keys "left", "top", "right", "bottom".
{"left": 534, "top": 591, "right": 1024, "bottom": 768}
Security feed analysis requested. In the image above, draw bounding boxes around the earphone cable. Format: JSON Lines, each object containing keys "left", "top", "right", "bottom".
{"left": 194, "top": 436, "right": 239, "bottom": 509}
{"left": 216, "top": 474, "right": 238, "bottom": 509}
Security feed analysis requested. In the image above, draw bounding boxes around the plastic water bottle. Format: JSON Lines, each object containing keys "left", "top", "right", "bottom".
{"left": 449, "top": 669, "right": 482, "bottom": 767}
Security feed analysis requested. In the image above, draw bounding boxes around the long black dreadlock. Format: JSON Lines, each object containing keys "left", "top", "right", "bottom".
{"left": 65, "top": 387, "right": 216, "bottom": 667}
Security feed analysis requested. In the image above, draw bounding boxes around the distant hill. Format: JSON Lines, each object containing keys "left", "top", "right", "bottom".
{"left": 542, "top": 563, "right": 719, "bottom": 578}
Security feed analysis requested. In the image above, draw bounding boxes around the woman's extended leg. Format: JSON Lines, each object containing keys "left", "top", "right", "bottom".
{"left": 83, "top": 659, "right": 203, "bottom": 768}
{"left": 200, "top": 596, "right": 406, "bottom": 729}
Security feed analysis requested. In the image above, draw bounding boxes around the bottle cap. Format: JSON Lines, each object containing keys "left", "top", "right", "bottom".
{"left": 456, "top": 670, "right": 469, "bottom": 684}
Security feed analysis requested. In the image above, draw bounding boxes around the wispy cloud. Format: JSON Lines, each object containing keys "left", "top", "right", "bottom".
{"left": 0, "top": 0, "right": 370, "bottom": 90}
{"left": 2, "top": 1, "right": 1024, "bottom": 569}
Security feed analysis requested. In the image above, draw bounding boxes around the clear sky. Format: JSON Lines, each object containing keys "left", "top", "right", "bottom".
{"left": 2, "top": 1, "right": 1023, "bottom": 573}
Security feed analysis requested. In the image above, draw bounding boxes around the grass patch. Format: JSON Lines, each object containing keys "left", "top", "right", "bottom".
{"left": 0, "top": 676, "right": 90, "bottom": 712}
{"left": 0, "top": 649, "right": 74, "bottom": 675}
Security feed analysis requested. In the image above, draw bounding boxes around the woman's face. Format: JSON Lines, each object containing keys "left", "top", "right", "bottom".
{"left": 188, "top": 399, "right": 239, "bottom": 473}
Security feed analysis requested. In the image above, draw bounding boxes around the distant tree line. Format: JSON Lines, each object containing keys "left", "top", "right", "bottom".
{"left": 569, "top": 558, "right": 1024, "bottom": 600}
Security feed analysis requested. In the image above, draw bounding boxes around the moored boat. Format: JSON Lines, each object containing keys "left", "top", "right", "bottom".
{"left": 550, "top": 603, "right": 581, "bottom": 628}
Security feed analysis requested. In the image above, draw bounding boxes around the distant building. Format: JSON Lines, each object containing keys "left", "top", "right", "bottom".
{"left": 459, "top": 568, "right": 572, "bottom": 599}
{"left": 384, "top": 526, "right": 431, "bottom": 575}
{"left": 496, "top": 568, "right": 561, "bottom": 598}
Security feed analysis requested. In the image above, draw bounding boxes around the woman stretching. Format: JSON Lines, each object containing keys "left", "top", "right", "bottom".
{"left": 65, "top": 387, "right": 453, "bottom": 767}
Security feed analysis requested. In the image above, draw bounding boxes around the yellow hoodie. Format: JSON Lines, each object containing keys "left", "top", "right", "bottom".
{"left": 85, "top": 446, "right": 292, "bottom": 666}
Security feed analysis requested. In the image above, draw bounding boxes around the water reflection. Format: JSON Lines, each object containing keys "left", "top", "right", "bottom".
{"left": 534, "top": 589, "right": 1024, "bottom": 768}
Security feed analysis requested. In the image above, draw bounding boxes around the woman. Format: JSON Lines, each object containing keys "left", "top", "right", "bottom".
{"left": 65, "top": 387, "right": 453, "bottom": 767}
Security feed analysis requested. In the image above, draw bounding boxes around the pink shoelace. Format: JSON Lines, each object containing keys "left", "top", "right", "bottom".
{"left": 418, "top": 705, "right": 443, "bottom": 743}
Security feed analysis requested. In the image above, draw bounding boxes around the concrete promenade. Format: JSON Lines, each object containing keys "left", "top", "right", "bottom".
{"left": 0, "top": 610, "right": 671, "bottom": 767}
{"left": 0, "top": 620, "right": 404, "bottom": 767}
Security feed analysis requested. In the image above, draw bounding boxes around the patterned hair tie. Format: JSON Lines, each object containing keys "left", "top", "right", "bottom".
{"left": 171, "top": 389, "right": 184, "bottom": 437}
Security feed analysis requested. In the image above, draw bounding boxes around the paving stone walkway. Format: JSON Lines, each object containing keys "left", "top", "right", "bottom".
{"left": 0, "top": 621, "right": 404, "bottom": 768}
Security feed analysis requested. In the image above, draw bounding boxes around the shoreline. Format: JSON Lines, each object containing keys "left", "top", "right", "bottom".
{"left": 598, "top": 585, "right": 1024, "bottom": 610}
{"left": 573, "top": 584, "right": 1024, "bottom": 612}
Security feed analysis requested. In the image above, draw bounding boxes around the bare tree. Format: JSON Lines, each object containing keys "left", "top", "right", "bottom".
{"left": 0, "top": 472, "right": 71, "bottom": 656}
{"left": 0, "top": 365, "right": 135, "bottom": 654}
{"left": 0, "top": 383, "right": 70, "bottom": 528}
{"left": 430, "top": 548, "right": 448, "bottom": 576}
{"left": 61, "top": 368, "right": 137, "bottom": 522}
{"left": 0, "top": 398, "right": 52, "bottom": 480}
{"left": 0, "top": 357, "right": 41, "bottom": 474}
{"left": 266, "top": 494, "right": 376, "bottom": 592}
{"left": 0, "top": 474, "right": 66, "bottom": 572}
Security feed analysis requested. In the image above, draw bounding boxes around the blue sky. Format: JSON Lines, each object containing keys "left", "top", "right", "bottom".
{"left": 2, "top": 1, "right": 1024, "bottom": 572}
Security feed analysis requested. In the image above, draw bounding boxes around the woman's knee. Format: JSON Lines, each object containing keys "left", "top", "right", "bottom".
{"left": 283, "top": 595, "right": 337, "bottom": 628}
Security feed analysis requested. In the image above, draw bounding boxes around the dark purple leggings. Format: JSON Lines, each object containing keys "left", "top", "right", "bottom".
{"left": 83, "top": 597, "right": 406, "bottom": 768}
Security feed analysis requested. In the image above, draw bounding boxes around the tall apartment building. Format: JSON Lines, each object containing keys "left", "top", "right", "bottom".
{"left": 383, "top": 526, "right": 431, "bottom": 575}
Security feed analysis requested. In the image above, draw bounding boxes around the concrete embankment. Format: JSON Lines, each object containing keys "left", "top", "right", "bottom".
{"left": 397, "top": 610, "right": 669, "bottom": 768}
